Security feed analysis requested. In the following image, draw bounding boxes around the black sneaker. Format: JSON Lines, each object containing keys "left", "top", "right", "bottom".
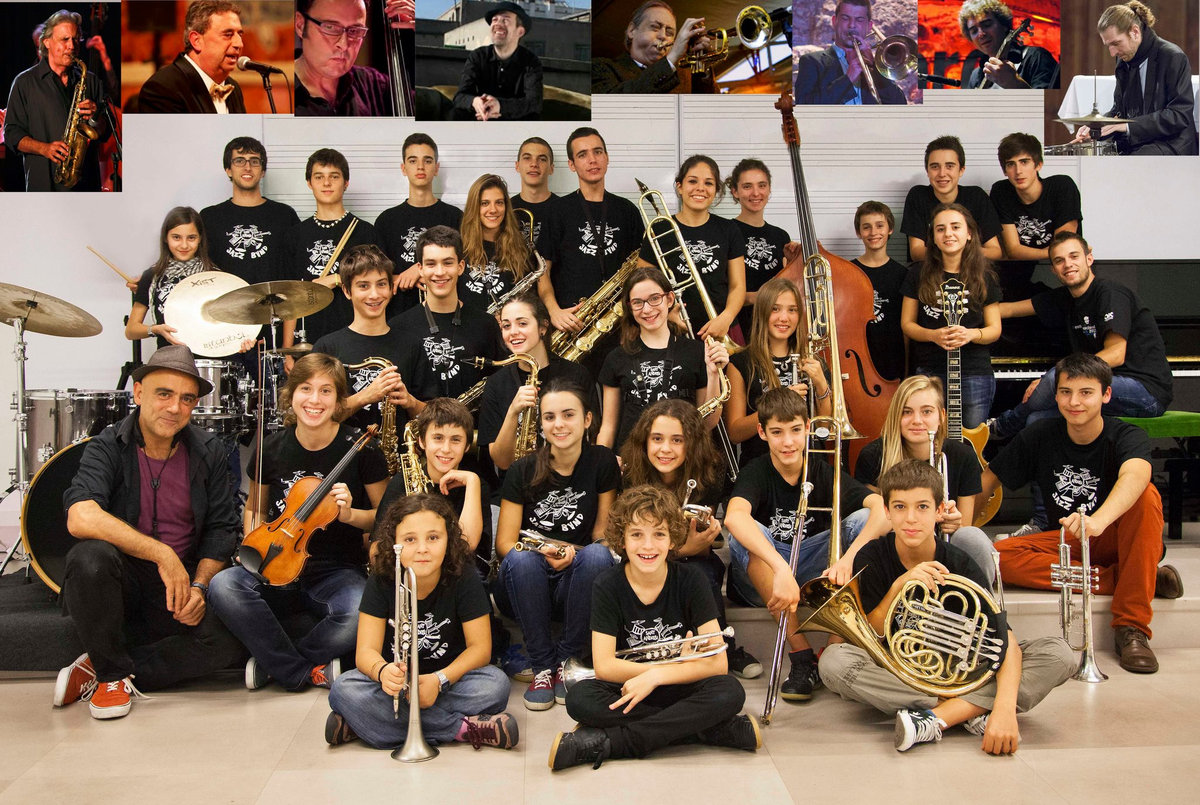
{"left": 548, "top": 726, "right": 612, "bottom": 771}
{"left": 325, "top": 711, "right": 358, "bottom": 746}
{"left": 780, "top": 658, "right": 822, "bottom": 702}
{"left": 698, "top": 714, "right": 761, "bottom": 751}
{"left": 726, "top": 645, "right": 763, "bottom": 680}
{"left": 895, "top": 708, "right": 943, "bottom": 752}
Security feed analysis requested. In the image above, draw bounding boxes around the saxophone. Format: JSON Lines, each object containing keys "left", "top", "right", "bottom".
{"left": 487, "top": 209, "right": 548, "bottom": 316}
{"left": 549, "top": 250, "right": 640, "bottom": 362}
{"left": 399, "top": 421, "right": 432, "bottom": 494}
{"left": 454, "top": 353, "right": 540, "bottom": 459}
{"left": 343, "top": 358, "right": 400, "bottom": 475}
{"left": 695, "top": 338, "right": 731, "bottom": 418}
{"left": 54, "top": 58, "right": 100, "bottom": 189}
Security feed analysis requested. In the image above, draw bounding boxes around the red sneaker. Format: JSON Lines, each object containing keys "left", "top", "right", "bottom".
{"left": 53, "top": 653, "right": 96, "bottom": 707}
{"left": 89, "top": 678, "right": 139, "bottom": 720}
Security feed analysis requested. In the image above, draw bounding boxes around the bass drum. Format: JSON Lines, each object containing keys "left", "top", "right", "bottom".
{"left": 20, "top": 439, "right": 89, "bottom": 593}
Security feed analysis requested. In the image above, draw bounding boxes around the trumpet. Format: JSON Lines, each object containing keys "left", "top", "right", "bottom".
{"left": 1049, "top": 507, "right": 1107, "bottom": 683}
{"left": 680, "top": 479, "right": 713, "bottom": 531}
{"left": 514, "top": 529, "right": 574, "bottom": 559}
{"left": 678, "top": 5, "right": 788, "bottom": 74}
{"left": 390, "top": 545, "right": 439, "bottom": 762}
{"left": 561, "top": 627, "right": 735, "bottom": 690}
{"left": 849, "top": 25, "right": 918, "bottom": 103}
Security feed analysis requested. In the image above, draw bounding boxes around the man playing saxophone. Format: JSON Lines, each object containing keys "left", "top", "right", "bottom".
{"left": 4, "top": 8, "right": 109, "bottom": 191}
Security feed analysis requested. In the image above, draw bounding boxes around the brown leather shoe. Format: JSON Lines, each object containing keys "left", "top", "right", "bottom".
{"left": 1114, "top": 626, "right": 1159, "bottom": 674}
{"left": 1155, "top": 565, "right": 1184, "bottom": 599}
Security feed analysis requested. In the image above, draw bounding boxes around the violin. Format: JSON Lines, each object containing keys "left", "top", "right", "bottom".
{"left": 239, "top": 426, "right": 378, "bottom": 585}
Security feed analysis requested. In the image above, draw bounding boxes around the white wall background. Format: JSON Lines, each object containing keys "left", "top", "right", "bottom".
{"left": 3, "top": 92, "right": 1200, "bottom": 491}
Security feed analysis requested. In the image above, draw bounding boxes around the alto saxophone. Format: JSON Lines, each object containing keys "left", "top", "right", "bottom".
{"left": 549, "top": 250, "right": 641, "bottom": 362}
{"left": 54, "top": 58, "right": 101, "bottom": 189}
{"left": 343, "top": 357, "right": 400, "bottom": 474}
{"left": 399, "top": 421, "right": 432, "bottom": 494}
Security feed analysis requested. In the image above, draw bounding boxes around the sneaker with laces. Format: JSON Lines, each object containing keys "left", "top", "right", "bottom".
{"left": 549, "top": 726, "right": 612, "bottom": 771}
{"left": 524, "top": 668, "right": 555, "bottom": 711}
{"left": 461, "top": 713, "right": 519, "bottom": 750}
{"left": 895, "top": 708, "right": 944, "bottom": 751}
{"left": 53, "top": 653, "right": 96, "bottom": 707}
{"left": 963, "top": 713, "right": 989, "bottom": 736}
{"left": 698, "top": 714, "right": 761, "bottom": 751}
{"left": 245, "top": 657, "right": 270, "bottom": 691}
{"left": 499, "top": 645, "right": 534, "bottom": 682}
{"left": 89, "top": 677, "right": 139, "bottom": 720}
{"left": 780, "top": 658, "right": 822, "bottom": 701}
{"left": 553, "top": 663, "right": 567, "bottom": 705}
{"left": 1010, "top": 520, "right": 1044, "bottom": 538}
{"left": 727, "top": 645, "right": 763, "bottom": 680}
{"left": 310, "top": 663, "right": 334, "bottom": 689}
{"left": 325, "top": 711, "right": 359, "bottom": 746}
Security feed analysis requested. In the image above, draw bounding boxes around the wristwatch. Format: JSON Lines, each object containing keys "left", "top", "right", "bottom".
{"left": 190, "top": 581, "right": 209, "bottom": 598}
{"left": 436, "top": 671, "right": 450, "bottom": 691}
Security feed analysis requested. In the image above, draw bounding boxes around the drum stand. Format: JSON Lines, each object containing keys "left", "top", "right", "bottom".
{"left": 1, "top": 317, "right": 31, "bottom": 574}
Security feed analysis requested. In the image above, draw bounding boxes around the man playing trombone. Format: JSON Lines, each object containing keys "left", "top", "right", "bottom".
{"left": 793, "top": 0, "right": 907, "bottom": 105}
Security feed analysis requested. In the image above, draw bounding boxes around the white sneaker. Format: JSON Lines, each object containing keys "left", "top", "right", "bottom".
{"left": 895, "top": 709, "right": 944, "bottom": 752}
{"left": 963, "top": 713, "right": 989, "bottom": 736}
{"left": 245, "top": 657, "right": 270, "bottom": 690}
{"left": 1010, "top": 520, "right": 1044, "bottom": 538}
{"left": 328, "top": 658, "right": 342, "bottom": 683}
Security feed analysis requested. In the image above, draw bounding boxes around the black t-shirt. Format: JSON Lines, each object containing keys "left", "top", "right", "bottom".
{"left": 902, "top": 266, "right": 1001, "bottom": 376}
{"left": 247, "top": 424, "right": 389, "bottom": 567}
{"left": 598, "top": 335, "right": 709, "bottom": 450}
{"left": 988, "top": 416, "right": 1152, "bottom": 526}
{"left": 500, "top": 443, "right": 621, "bottom": 545}
{"left": 731, "top": 454, "right": 871, "bottom": 543}
{"left": 900, "top": 184, "right": 1002, "bottom": 259}
{"left": 989, "top": 175, "right": 1082, "bottom": 250}
{"left": 639, "top": 213, "right": 745, "bottom": 335}
{"left": 200, "top": 198, "right": 300, "bottom": 286}
{"left": 374, "top": 200, "right": 463, "bottom": 315}
{"left": 511, "top": 193, "right": 561, "bottom": 257}
{"left": 854, "top": 534, "right": 992, "bottom": 616}
{"left": 590, "top": 563, "right": 719, "bottom": 653}
{"left": 458, "top": 239, "right": 536, "bottom": 317}
{"left": 545, "top": 190, "right": 642, "bottom": 309}
{"left": 311, "top": 327, "right": 408, "bottom": 430}
{"left": 1031, "top": 278, "right": 1173, "bottom": 408}
{"left": 358, "top": 569, "right": 491, "bottom": 673}
{"left": 377, "top": 469, "right": 494, "bottom": 562}
{"left": 478, "top": 355, "right": 594, "bottom": 451}
{"left": 854, "top": 437, "right": 982, "bottom": 498}
{"left": 389, "top": 304, "right": 506, "bottom": 401}
{"left": 854, "top": 258, "right": 909, "bottom": 381}
{"left": 134, "top": 259, "right": 211, "bottom": 349}
{"left": 280, "top": 215, "right": 381, "bottom": 344}
{"left": 733, "top": 218, "right": 792, "bottom": 335}
{"left": 729, "top": 350, "right": 799, "bottom": 465}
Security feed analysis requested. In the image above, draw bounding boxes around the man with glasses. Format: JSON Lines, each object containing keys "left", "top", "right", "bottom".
{"left": 452, "top": 2, "right": 543, "bottom": 121}
{"left": 137, "top": 1, "right": 247, "bottom": 113}
{"left": 295, "top": 0, "right": 415, "bottom": 116}
{"left": 53, "top": 346, "right": 245, "bottom": 720}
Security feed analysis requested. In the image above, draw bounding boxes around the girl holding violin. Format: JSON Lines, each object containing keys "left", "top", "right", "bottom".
{"left": 457, "top": 174, "right": 534, "bottom": 316}
{"left": 326, "top": 494, "right": 517, "bottom": 751}
{"left": 208, "top": 353, "right": 389, "bottom": 692}
{"left": 638, "top": 155, "right": 746, "bottom": 342}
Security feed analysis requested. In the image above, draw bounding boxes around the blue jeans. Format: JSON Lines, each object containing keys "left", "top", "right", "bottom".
{"left": 916, "top": 367, "right": 996, "bottom": 429}
{"left": 329, "top": 665, "right": 511, "bottom": 748}
{"left": 495, "top": 541, "right": 615, "bottom": 672}
{"left": 727, "top": 508, "right": 870, "bottom": 607}
{"left": 992, "top": 367, "right": 1166, "bottom": 439}
{"left": 208, "top": 560, "right": 365, "bottom": 690}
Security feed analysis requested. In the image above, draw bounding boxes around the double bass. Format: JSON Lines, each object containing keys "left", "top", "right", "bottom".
{"left": 773, "top": 92, "right": 898, "bottom": 464}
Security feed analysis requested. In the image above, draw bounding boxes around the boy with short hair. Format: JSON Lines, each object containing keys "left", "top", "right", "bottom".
{"left": 510, "top": 136, "right": 560, "bottom": 255}
{"left": 724, "top": 387, "right": 890, "bottom": 702}
{"left": 551, "top": 485, "right": 757, "bottom": 770}
{"left": 989, "top": 132, "right": 1081, "bottom": 262}
{"left": 820, "top": 459, "right": 1074, "bottom": 753}
{"left": 852, "top": 200, "right": 907, "bottom": 380}
{"left": 900, "top": 135, "right": 1003, "bottom": 261}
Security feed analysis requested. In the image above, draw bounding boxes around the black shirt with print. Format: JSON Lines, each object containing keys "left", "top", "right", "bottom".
{"left": 733, "top": 218, "right": 792, "bottom": 336}
{"left": 854, "top": 437, "right": 983, "bottom": 498}
{"left": 598, "top": 335, "right": 709, "bottom": 450}
{"left": 200, "top": 198, "right": 300, "bottom": 287}
{"left": 590, "top": 562, "right": 720, "bottom": 653}
{"left": 311, "top": 327, "right": 408, "bottom": 431}
{"left": 854, "top": 534, "right": 993, "bottom": 616}
{"left": 458, "top": 239, "right": 536, "bottom": 317}
{"left": 511, "top": 193, "right": 561, "bottom": 257}
{"left": 389, "top": 304, "right": 506, "bottom": 401}
{"left": 729, "top": 350, "right": 800, "bottom": 466}
{"left": 358, "top": 569, "right": 491, "bottom": 673}
{"left": 853, "top": 257, "right": 909, "bottom": 381}
{"left": 375, "top": 200, "right": 463, "bottom": 316}
{"left": 134, "top": 259, "right": 209, "bottom": 349}
{"left": 900, "top": 184, "right": 1002, "bottom": 260}
{"left": 545, "top": 190, "right": 642, "bottom": 309}
{"left": 280, "top": 215, "right": 380, "bottom": 344}
{"left": 639, "top": 213, "right": 746, "bottom": 336}
{"left": 989, "top": 175, "right": 1082, "bottom": 250}
{"left": 377, "top": 469, "right": 493, "bottom": 566}
{"left": 901, "top": 266, "right": 1001, "bottom": 376}
{"left": 731, "top": 453, "right": 871, "bottom": 544}
{"left": 501, "top": 443, "right": 621, "bottom": 545}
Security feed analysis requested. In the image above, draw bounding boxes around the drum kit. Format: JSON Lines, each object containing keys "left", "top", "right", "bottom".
{"left": 1, "top": 277, "right": 333, "bottom": 591}
{"left": 1052, "top": 70, "right": 1129, "bottom": 157}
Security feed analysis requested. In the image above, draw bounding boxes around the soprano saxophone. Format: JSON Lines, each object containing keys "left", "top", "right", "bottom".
{"left": 54, "top": 58, "right": 100, "bottom": 189}
{"left": 487, "top": 208, "right": 548, "bottom": 316}
{"left": 343, "top": 358, "right": 400, "bottom": 474}
{"left": 454, "top": 352, "right": 539, "bottom": 457}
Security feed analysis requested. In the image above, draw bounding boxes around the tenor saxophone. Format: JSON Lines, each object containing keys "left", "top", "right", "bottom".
{"left": 399, "top": 422, "right": 432, "bottom": 494}
{"left": 343, "top": 358, "right": 400, "bottom": 474}
{"left": 54, "top": 58, "right": 100, "bottom": 189}
{"left": 487, "top": 208, "right": 548, "bottom": 316}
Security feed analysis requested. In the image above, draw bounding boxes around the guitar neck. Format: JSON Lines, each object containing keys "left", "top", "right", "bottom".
{"left": 946, "top": 347, "right": 963, "bottom": 442}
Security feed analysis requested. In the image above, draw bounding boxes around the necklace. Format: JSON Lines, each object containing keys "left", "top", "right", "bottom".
{"left": 140, "top": 444, "right": 178, "bottom": 540}
{"left": 314, "top": 211, "right": 349, "bottom": 229}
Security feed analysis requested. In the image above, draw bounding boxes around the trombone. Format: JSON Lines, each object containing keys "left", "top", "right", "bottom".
{"left": 850, "top": 25, "right": 918, "bottom": 103}
{"left": 1049, "top": 507, "right": 1107, "bottom": 683}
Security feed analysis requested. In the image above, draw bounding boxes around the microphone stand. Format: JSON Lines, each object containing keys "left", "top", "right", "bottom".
{"left": 258, "top": 71, "right": 277, "bottom": 113}
{"left": 100, "top": 99, "right": 122, "bottom": 191}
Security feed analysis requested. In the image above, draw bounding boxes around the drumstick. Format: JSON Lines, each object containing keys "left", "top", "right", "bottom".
{"left": 87, "top": 246, "right": 136, "bottom": 284}
{"left": 317, "top": 219, "right": 358, "bottom": 279}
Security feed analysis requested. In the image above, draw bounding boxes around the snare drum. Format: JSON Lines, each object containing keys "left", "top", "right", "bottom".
{"left": 20, "top": 439, "right": 89, "bottom": 593}
{"left": 192, "top": 359, "right": 250, "bottom": 433}
{"left": 1044, "top": 141, "right": 1118, "bottom": 156}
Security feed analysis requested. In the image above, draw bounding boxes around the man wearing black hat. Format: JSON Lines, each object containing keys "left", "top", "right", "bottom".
{"left": 53, "top": 345, "right": 243, "bottom": 720}
{"left": 452, "top": 2, "right": 543, "bottom": 121}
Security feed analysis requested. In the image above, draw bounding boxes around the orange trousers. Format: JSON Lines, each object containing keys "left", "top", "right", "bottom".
{"left": 997, "top": 485, "right": 1164, "bottom": 637}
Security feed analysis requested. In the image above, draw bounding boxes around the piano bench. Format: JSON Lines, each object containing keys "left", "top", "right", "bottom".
{"left": 1120, "top": 411, "right": 1200, "bottom": 541}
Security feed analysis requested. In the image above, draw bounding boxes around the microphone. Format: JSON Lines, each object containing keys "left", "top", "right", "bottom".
{"left": 919, "top": 72, "right": 962, "bottom": 87}
{"left": 237, "top": 56, "right": 284, "bottom": 75}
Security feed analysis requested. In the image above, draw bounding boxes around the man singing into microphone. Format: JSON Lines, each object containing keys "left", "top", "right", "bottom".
{"left": 137, "top": 1, "right": 247, "bottom": 113}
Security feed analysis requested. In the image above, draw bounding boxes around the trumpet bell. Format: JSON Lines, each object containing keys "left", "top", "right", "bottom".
{"left": 736, "top": 5, "right": 773, "bottom": 50}
{"left": 875, "top": 34, "right": 918, "bottom": 81}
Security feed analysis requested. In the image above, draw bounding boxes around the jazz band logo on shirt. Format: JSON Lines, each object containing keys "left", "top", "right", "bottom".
{"left": 744, "top": 236, "right": 778, "bottom": 273}
{"left": 769, "top": 508, "right": 813, "bottom": 542}
{"left": 422, "top": 336, "right": 465, "bottom": 380}
{"left": 531, "top": 488, "right": 587, "bottom": 531}
{"left": 225, "top": 224, "right": 270, "bottom": 260}
{"left": 1051, "top": 465, "right": 1100, "bottom": 515}
{"left": 306, "top": 239, "right": 336, "bottom": 275}
{"left": 627, "top": 617, "right": 684, "bottom": 648}
{"left": 872, "top": 290, "right": 885, "bottom": 323}
{"left": 632, "top": 360, "right": 681, "bottom": 406}
{"left": 1104, "top": 311, "right": 1115, "bottom": 322}
{"left": 578, "top": 223, "right": 620, "bottom": 257}
{"left": 417, "top": 612, "right": 454, "bottom": 659}
{"left": 464, "top": 261, "right": 505, "bottom": 300}
{"left": 275, "top": 469, "right": 321, "bottom": 517}
{"left": 350, "top": 364, "right": 383, "bottom": 413}
{"left": 922, "top": 302, "right": 943, "bottom": 321}
{"left": 1015, "top": 215, "right": 1051, "bottom": 247}
{"left": 401, "top": 226, "right": 424, "bottom": 264}
{"left": 685, "top": 239, "right": 719, "bottom": 274}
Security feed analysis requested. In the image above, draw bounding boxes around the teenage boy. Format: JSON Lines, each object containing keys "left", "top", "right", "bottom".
{"left": 982, "top": 353, "right": 1182, "bottom": 674}
{"left": 375, "top": 133, "right": 463, "bottom": 316}
{"left": 281, "top": 148, "right": 380, "bottom": 348}
{"left": 389, "top": 225, "right": 506, "bottom": 415}
{"left": 540, "top": 127, "right": 642, "bottom": 335}
{"left": 901, "top": 135, "right": 1003, "bottom": 261}
{"left": 510, "top": 136, "right": 560, "bottom": 256}
{"left": 724, "top": 387, "right": 889, "bottom": 702}
{"left": 551, "top": 485, "right": 758, "bottom": 770}
{"left": 312, "top": 244, "right": 411, "bottom": 431}
{"left": 820, "top": 460, "right": 1075, "bottom": 753}
{"left": 989, "top": 133, "right": 1081, "bottom": 263}
{"left": 852, "top": 200, "right": 907, "bottom": 381}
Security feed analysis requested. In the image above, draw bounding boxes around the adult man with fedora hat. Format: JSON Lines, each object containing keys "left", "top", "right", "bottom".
{"left": 53, "top": 345, "right": 244, "bottom": 719}
{"left": 452, "top": 1, "right": 543, "bottom": 121}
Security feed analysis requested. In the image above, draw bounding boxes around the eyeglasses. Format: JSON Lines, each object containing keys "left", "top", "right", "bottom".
{"left": 231, "top": 157, "right": 262, "bottom": 168}
{"left": 301, "top": 12, "right": 369, "bottom": 42}
{"left": 629, "top": 292, "right": 668, "bottom": 311}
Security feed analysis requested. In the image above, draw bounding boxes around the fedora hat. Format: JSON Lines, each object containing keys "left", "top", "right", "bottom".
{"left": 131, "top": 345, "right": 213, "bottom": 397}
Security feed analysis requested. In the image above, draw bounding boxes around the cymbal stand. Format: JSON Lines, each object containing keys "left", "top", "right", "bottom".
{"left": 1, "top": 317, "right": 31, "bottom": 574}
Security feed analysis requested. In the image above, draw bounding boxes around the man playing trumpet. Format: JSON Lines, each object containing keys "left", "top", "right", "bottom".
{"left": 592, "top": 1, "right": 715, "bottom": 94}
{"left": 793, "top": 0, "right": 907, "bottom": 105}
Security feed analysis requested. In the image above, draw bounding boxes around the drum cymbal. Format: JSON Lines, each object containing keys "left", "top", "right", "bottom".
{"left": 1055, "top": 112, "right": 1133, "bottom": 125}
{"left": 163, "top": 272, "right": 260, "bottom": 357}
{"left": 0, "top": 282, "right": 102, "bottom": 337}
{"left": 265, "top": 343, "right": 314, "bottom": 358}
{"left": 203, "top": 280, "right": 333, "bottom": 325}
